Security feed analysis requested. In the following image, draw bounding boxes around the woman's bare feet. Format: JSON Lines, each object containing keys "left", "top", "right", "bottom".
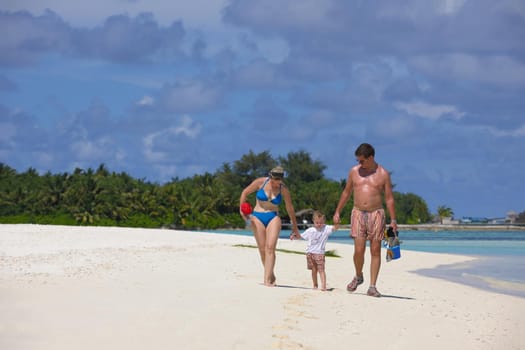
{"left": 264, "top": 274, "right": 277, "bottom": 286}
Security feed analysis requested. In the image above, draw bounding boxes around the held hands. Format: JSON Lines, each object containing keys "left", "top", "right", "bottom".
{"left": 333, "top": 213, "right": 340, "bottom": 225}
{"left": 289, "top": 230, "right": 301, "bottom": 240}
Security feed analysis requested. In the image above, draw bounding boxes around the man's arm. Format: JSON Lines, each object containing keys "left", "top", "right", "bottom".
{"left": 384, "top": 173, "right": 398, "bottom": 231}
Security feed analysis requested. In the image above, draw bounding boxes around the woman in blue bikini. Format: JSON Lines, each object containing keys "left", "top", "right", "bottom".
{"left": 239, "top": 166, "right": 300, "bottom": 286}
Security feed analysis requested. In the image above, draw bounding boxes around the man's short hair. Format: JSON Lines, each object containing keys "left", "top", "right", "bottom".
{"left": 355, "top": 143, "right": 375, "bottom": 158}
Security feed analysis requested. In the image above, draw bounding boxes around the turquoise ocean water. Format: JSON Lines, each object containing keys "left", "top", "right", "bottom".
{"left": 207, "top": 228, "right": 525, "bottom": 298}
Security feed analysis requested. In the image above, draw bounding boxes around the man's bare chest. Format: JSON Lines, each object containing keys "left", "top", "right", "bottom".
{"left": 352, "top": 171, "right": 383, "bottom": 188}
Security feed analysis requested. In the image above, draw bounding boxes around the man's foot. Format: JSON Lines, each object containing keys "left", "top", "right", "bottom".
{"left": 346, "top": 275, "right": 364, "bottom": 292}
{"left": 367, "top": 286, "right": 382, "bottom": 297}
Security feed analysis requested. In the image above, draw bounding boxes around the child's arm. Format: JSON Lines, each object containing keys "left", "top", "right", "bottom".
{"left": 291, "top": 228, "right": 311, "bottom": 240}
{"left": 326, "top": 224, "right": 338, "bottom": 238}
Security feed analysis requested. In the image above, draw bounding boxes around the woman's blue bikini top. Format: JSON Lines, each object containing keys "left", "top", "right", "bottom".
{"left": 256, "top": 178, "right": 282, "bottom": 205}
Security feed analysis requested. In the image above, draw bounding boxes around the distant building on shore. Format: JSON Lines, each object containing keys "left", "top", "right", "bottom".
{"left": 506, "top": 211, "right": 518, "bottom": 224}
{"left": 460, "top": 217, "right": 489, "bottom": 224}
{"left": 441, "top": 216, "right": 456, "bottom": 224}
{"left": 404, "top": 209, "right": 523, "bottom": 228}
{"left": 456, "top": 211, "right": 520, "bottom": 225}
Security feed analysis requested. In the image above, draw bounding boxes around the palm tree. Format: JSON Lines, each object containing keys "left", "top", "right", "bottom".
{"left": 63, "top": 168, "right": 97, "bottom": 224}
{"left": 437, "top": 205, "right": 454, "bottom": 224}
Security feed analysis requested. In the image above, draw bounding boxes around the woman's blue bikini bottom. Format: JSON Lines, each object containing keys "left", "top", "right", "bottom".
{"left": 252, "top": 211, "right": 278, "bottom": 227}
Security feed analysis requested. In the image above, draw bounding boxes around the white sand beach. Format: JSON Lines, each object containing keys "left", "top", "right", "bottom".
{"left": 1, "top": 224, "right": 523, "bottom": 350}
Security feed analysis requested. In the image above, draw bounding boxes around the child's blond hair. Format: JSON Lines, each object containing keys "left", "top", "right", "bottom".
{"left": 312, "top": 210, "right": 325, "bottom": 221}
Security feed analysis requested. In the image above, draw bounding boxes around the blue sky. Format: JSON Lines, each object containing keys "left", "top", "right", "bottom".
{"left": 1, "top": 0, "right": 524, "bottom": 219}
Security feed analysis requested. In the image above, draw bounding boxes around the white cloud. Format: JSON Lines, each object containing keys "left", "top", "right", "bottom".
{"left": 2, "top": 0, "right": 227, "bottom": 28}
{"left": 487, "top": 123, "right": 525, "bottom": 138}
{"left": 115, "top": 149, "right": 126, "bottom": 162}
{"left": 143, "top": 132, "right": 166, "bottom": 162}
{"left": 34, "top": 151, "right": 53, "bottom": 167}
{"left": 255, "top": 37, "right": 289, "bottom": 64}
{"left": 375, "top": 116, "right": 417, "bottom": 137}
{"left": 174, "top": 115, "right": 201, "bottom": 138}
{"left": 411, "top": 54, "right": 525, "bottom": 87}
{"left": 153, "top": 164, "right": 178, "bottom": 182}
{"left": 71, "top": 137, "right": 112, "bottom": 160}
{"left": 142, "top": 115, "right": 201, "bottom": 162}
{"left": 160, "top": 81, "right": 222, "bottom": 112}
{"left": 394, "top": 101, "right": 465, "bottom": 120}
{"left": 137, "top": 95, "right": 154, "bottom": 106}
{"left": 437, "top": 0, "right": 467, "bottom": 15}
{"left": 235, "top": 60, "right": 282, "bottom": 87}
{"left": 2, "top": 0, "right": 524, "bottom": 218}
{"left": 225, "top": 0, "right": 335, "bottom": 31}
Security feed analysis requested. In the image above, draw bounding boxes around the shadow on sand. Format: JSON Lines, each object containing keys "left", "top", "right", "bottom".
{"left": 352, "top": 292, "right": 415, "bottom": 300}
{"left": 259, "top": 284, "right": 414, "bottom": 299}
{"left": 260, "top": 283, "right": 335, "bottom": 291}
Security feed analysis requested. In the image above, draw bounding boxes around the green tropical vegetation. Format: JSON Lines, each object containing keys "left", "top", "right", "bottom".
{"left": 437, "top": 205, "right": 454, "bottom": 223}
{"left": 0, "top": 150, "right": 433, "bottom": 229}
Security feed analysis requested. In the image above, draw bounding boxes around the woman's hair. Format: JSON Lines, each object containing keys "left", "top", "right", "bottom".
{"left": 269, "top": 166, "right": 285, "bottom": 179}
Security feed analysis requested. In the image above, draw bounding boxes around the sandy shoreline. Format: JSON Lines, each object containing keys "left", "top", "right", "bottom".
{"left": 1, "top": 224, "right": 524, "bottom": 350}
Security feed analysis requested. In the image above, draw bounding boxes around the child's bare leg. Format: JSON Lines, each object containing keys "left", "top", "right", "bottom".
{"left": 320, "top": 270, "right": 327, "bottom": 291}
{"left": 311, "top": 266, "right": 318, "bottom": 289}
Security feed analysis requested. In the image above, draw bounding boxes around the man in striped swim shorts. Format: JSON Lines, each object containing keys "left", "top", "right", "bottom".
{"left": 333, "top": 143, "right": 398, "bottom": 297}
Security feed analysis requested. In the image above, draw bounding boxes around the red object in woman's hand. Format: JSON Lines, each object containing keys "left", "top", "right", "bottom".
{"left": 240, "top": 202, "right": 253, "bottom": 215}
